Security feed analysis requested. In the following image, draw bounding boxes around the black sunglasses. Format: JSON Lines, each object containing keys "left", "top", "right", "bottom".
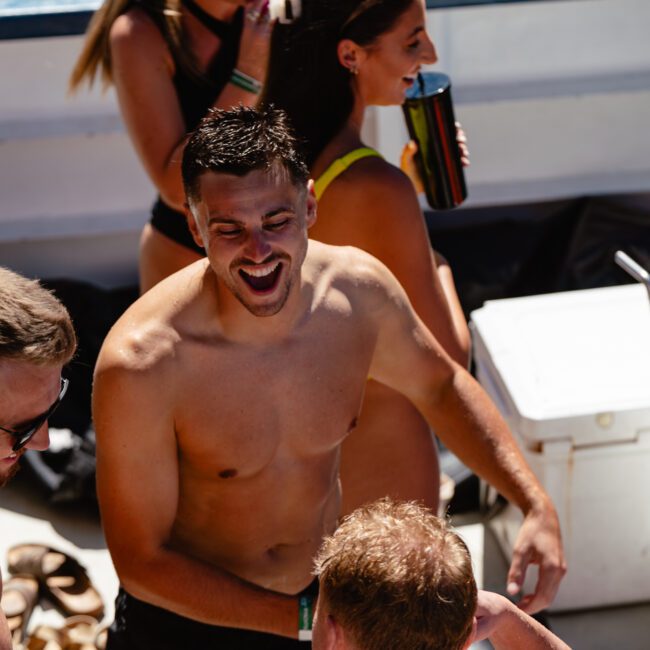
{"left": 0, "top": 377, "right": 69, "bottom": 452}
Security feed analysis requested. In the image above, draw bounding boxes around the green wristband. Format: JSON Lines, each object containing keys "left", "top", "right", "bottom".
{"left": 230, "top": 69, "right": 262, "bottom": 95}
{"left": 298, "top": 594, "right": 313, "bottom": 642}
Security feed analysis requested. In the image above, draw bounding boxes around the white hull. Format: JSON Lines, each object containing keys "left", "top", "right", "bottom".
{"left": 1, "top": 0, "right": 649, "bottom": 288}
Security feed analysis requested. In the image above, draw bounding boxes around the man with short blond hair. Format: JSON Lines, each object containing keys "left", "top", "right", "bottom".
{"left": 314, "top": 499, "right": 476, "bottom": 650}
{"left": 312, "top": 499, "right": 570, "bottom": 650}
{"left": 0, "top": 266, "right": 77, "bottom": 648}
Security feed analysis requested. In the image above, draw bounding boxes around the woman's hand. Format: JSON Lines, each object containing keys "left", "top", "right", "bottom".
{"left": 456, "top": 121, "right": 470, "bottom": 166}
{"left": 237, "top": 0, "right": 273, "bottom": 81}
{"left": 399, "top": 140, "right": 424, "bottom": 194}
{"left": 400, "top": 122, "right": 470, "bottom": 194}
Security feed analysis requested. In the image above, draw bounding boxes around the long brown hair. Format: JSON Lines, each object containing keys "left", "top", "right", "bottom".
{"left": 261, "top": 0, "right": 414, "bottom": 168}
{"left": 69, "top": 0, "right": 201, "bottom": 92}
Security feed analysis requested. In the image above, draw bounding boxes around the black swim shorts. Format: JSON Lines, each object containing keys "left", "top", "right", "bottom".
{"left": 106, "top": 585, "right": 317, "bottom": 650}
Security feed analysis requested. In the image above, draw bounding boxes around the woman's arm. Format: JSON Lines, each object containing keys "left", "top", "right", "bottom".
{"left": 109, "top": 2, "right": 270, "bottom": 210}
{"left": 432, "top": 249, "right": 471, "bottom": 366}
{"left": 313, "top": 158, "right": 470, "bottom": 366}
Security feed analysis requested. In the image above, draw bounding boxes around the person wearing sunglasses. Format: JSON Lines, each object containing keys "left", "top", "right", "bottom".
{"left": 0, "top": 267, "right": 76, "bottom": 648}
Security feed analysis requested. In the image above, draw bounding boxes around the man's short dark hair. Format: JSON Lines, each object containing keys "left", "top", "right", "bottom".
{"left": 314, "top": 499, "right": 478, "bottom": 650}
{"left": 181, "top": 106, "right": 309, "bottom": 205}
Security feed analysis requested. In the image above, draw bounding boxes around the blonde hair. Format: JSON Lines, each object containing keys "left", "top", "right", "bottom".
{"left": 0, "top": 268, "right": 76, "bottom": 366}
{"left": 314, "top": 499, "right": 477, "bottom": 650}
{"left": 69, "top": 0, "right": 201, "bottom": 92}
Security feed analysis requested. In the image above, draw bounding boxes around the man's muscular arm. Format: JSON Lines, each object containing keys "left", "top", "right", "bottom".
{"left": 92, "top": 341, "right": 297, "bottom": 638}
{"left": 362, "top": 252, "right": 566, "bottom": 614}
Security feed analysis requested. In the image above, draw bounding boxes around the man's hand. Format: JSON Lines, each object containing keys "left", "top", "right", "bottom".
{"left": 472, "top": 590, "right": 511, "bottom": 643}
{"left": 472, "top": 590, "right": 572, "bottom": 650}
{"left": 507, "top": 504, "right": 567, "bottom": 613}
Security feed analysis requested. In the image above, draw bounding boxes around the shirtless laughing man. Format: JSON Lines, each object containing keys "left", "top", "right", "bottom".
{"left": 93, "top": 107, "right": 566, "bottom": 649}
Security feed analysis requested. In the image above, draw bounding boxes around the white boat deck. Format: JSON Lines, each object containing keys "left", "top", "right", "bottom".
{"left": 3, "top": 470, "right": 650, "bottom": 649}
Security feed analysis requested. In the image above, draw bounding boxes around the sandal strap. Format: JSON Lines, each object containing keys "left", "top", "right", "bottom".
{"left": 9, "top": 546, "right": 50, "bottom": 578}
{"left": 2, "top": 576, "right": 39, "bottom": 608}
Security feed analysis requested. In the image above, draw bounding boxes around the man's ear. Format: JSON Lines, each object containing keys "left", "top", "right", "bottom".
{"left": 326, "top": 614, "right": 348, "bottom": 649}
{"left": 305, "top": 179, "right": 317, "bottom": 229}
{"left": 461, "top": 617, "right": 478, "bottom": 650}
{"left": 184, "top": 202, "right": 206, "bottom": 250}
{"left": 336, "top": 38, "right": 366, "bottom": 75}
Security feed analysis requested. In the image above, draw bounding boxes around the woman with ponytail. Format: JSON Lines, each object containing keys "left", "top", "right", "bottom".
{"left": 263, "top": 0, "right": 471, "bottom": 516}
{"left": 70, "top": 0, "right": 271, "bottom": 292}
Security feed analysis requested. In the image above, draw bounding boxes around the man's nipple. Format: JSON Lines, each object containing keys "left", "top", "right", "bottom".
{"left": 219, "top": 468, "right": 238, "bottom": 479}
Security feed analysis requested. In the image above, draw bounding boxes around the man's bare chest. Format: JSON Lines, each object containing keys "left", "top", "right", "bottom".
{"left": 173, "top": 320, "right": 374, "bottom": 479}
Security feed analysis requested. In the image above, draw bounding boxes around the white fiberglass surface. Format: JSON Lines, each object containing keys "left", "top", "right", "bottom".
{"left": 0, "top": 0, "right": 99, "bottom": 17}
{"left": 476, "top": 284, "right": 650, "bottom": 420}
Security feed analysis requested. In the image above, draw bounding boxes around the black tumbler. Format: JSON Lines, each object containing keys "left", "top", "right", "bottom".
{"left": 402, "top": 72, "right": 467, "bottom": 210}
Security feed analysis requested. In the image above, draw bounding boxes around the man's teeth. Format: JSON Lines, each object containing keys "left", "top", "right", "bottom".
{"left": 241, "top": 261, "right": 280, "bottom": 278}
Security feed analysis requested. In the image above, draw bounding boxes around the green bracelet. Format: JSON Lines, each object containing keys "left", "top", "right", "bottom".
{"left": 230, "top": 68, "right": 262, "bottom": 95}
{"left": 298, "top": 594, "right": 313, "bottom": 642}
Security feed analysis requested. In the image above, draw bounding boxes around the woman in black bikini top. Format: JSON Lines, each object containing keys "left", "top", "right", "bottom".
{"left": 70, "top": 0, "right": 271, "bottom": 292}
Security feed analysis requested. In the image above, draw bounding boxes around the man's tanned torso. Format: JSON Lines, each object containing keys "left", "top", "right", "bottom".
{"left": 98, "top": 242, "right": 382, "bottom": 595}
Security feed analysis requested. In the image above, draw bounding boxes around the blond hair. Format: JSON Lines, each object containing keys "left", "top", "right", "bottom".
{"left": 69, "top": 0, "right": 201, "bottom": 92}
{"left": 0, "top": 268, "right": 76, "bottom": 366}
{"left": 314, "top": 499, "right": 477, "bottom": 650}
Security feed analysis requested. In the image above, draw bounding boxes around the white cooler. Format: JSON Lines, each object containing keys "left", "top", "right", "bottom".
{"left": 471, "top": 284, "right": 650, "bottom": 611}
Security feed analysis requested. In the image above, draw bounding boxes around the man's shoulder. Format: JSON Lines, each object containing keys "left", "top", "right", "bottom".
{"left": 97, "top": 310, "right": 178, "bottom": 385}
{"left": 307, "top": 241, "right": 397, "bottom": 299}
{"left": 97, "top": 263, "right": 207, "bottom": 376}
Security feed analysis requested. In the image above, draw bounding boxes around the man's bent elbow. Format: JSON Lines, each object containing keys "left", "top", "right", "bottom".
{"left": 110, "top": 543, "right": 168, "bottom": 602}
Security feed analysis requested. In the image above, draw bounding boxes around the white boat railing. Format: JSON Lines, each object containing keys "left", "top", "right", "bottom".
{"left": 0, "top": 0, "right": 649, "bottom": 285}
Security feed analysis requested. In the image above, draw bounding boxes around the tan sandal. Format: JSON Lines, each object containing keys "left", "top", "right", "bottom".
{"left": 60, "top": 615, "right": 100, "bottom": 650}
{"left": 1, "top": 574, "right": 39, "bottom": 647}
{"left": 25, "top": 624, "right": 64, "bottom": 650}
{"left": 94, "top": 624, "right": 108, "bottom": 650}
{"left": 8, "top": 544, "right": 104, "bottom": 620}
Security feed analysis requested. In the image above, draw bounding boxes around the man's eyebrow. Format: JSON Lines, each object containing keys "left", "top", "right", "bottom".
{"left": 206, "top": 215, "right": 241, "bottom": 226}
{"left": 205, "top": 207, "right": 296, "bottom": 225}
{"left": 263, "top": 206, "right": 296, "bottom": 219}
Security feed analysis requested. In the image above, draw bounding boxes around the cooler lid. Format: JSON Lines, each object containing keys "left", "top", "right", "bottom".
{"left": 471, "top": 285, "right": 650, "bottom": 446}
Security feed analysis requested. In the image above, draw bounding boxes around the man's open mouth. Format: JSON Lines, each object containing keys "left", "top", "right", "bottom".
{"left": 239, "top": 261, "right": 283, "bottom": 293}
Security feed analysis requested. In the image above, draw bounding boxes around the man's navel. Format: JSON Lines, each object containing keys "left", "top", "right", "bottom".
{"left": 219, "top": 468, "right": 238, "bottom": 479}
